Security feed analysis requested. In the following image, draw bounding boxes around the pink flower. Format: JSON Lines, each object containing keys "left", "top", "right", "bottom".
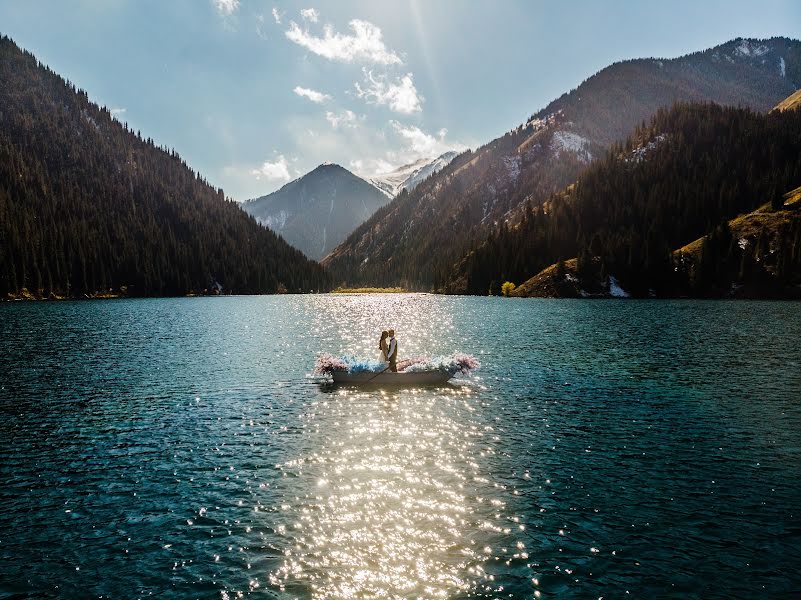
{"left": 314, "top": 353, "right": 348, "bottom": 375}
{"left": 453, "top": 353, "right": 481, "bottom": 373}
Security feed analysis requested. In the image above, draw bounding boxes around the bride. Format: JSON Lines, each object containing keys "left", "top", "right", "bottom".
{"left": 378, "top": 330, "right": 389, "bottom": 365}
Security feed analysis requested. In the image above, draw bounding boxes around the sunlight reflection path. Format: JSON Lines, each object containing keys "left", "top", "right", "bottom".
{"left": 268, "top": 389, "right": 525, "bottom": 598}
{"left": 264, "top": 294, "right": 525, "bottom": 598}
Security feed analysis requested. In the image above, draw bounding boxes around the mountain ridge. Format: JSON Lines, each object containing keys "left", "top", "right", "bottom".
{"left": 323, "top": 36, "right": 801, "bottom": 290}
{"left": 242, "top": 163, "right": 391, "bottom": 261}
{"left": 454, "top": 101, "right": 801, "bottom": 298}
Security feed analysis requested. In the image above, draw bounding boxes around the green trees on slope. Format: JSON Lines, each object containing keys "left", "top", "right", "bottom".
{"left": 0, "top": 36, "right": 329, "bottom": 298}
{"left": 454, "top": 103, "right": 801, "bottom": 296}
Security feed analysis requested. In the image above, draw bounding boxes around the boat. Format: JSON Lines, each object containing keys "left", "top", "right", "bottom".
{"left": 330, "top": 370, "right": 453, "bottom": 385}
{"left": 315, "top": 352, "right": 479, "bottom": 386}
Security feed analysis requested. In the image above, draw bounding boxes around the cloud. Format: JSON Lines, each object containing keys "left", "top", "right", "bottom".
{"left": 350, "top": 157, "right": 396, "bottom": 176}
{"left": 355, "top": 70, "right": 422, "bottom": 114}
{"left": 285, "top": 19, "right": 402, "bottom": 65}
{"left": 276, "top": 113, "right": 468, "bottom": 186}
{"left": 389, "top": 121, "right": 463, "bottom": 157}
{"left": 110, "top": 107, "right": 127, "bottom": 117}
{"left": 271, "top": 7, "right": 283, "bottom": 24}
{"left": 256, "top": 14, "right": 269, "bottom": 39}
{"left": 250, "top": 155, "right": 292, "bottom": 182}
{"left": 293, "top": 86, "right": 332, "bottom": 103}
{"left": 213, "top": 0, "right": 239, "bottom": 16}
{"left": 325, "top": 110, "right": 359, "bottom": 129}
{"left": 300, "top": 8, "right": 319, "bottom": 23}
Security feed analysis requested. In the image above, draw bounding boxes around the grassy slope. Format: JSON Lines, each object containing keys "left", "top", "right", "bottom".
{"left": 514, "top": 198, "right": 801, "bottom": 298}
{"left": 774, "top": 88, "right": 801, "bottom": 112}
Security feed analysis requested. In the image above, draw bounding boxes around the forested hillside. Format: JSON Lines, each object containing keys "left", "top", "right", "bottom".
{"left": 448, "top": 103, "right": 801, "bottom": 297}
{"left": 0, "top": 35, "right": 329, "bottom": 298}
{"left": 323, "top": 37, "right": 801, "bottom": 290}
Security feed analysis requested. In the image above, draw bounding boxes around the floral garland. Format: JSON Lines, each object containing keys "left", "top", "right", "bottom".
{"left": 314, "top": 352, "right": 480, "bottom": 376}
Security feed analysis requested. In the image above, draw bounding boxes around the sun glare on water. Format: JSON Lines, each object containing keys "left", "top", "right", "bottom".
{"left": 267, "top": 388, "right": 524, "bottom": 598}
{"left": 262, "top": 295, "right": 527, "bottom": 598}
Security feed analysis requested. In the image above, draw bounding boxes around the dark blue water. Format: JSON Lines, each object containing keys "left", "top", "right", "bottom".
{"left": 1, "top": 296, "right": 800, "bottom": 598}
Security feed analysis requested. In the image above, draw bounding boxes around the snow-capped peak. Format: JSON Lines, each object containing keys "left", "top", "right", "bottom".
{"left": 364, "top": 151, "right": 459, "bottom": 198}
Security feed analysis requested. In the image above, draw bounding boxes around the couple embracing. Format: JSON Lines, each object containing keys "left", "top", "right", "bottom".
{"left": 378, "top": 329, "right": 398, "bottom": 372}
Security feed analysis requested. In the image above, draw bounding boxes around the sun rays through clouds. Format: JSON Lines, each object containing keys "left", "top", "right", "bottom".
{"left": 209, "top": 3, "right": 464, "bottom": 196}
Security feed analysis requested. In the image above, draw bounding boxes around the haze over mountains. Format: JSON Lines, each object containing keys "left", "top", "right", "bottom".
{"left": 242, "top": 153, "right": 457, "bottom": 260}
{"left": 323, "top": 37, "right": 801, "bottom": 291}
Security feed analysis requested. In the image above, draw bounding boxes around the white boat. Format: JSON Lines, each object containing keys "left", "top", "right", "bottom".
{"left": 330, "top": 370, "right": 453, "bottom": 385}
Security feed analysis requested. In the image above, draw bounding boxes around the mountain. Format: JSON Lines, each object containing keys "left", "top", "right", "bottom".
{"left": 241, "top": 163, "right": 391, "bottom": 261}
{"left": 366, "top": 152, "right": 459, "bottom": 198}
{"left": 0, "top": 35, "right": 329, "bottom": 298}
{"left": 451, "top": 102, "right": 801, "bottom": 298}
{"left": 323, "top": 37, "right": 801, "bottom": 290}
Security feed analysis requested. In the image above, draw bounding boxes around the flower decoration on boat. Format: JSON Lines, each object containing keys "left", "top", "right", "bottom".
{"left": 315, "top": 352, "right": 480, "bottom": 376}
{"left": 313, "top": 353, "right": 348, "bottom": 375}
{"left": 404, "top": 353, "right": 481, "bottom": 375}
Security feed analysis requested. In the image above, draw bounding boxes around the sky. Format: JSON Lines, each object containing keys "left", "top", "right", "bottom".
{"left": 1, "top": 0, "right": 799, "bottom": 201}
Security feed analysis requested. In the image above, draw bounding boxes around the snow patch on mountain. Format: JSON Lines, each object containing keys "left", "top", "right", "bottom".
{"left": 779, "top": 56, "right": 786, "bottom": 78}
{"left": 502, "top": 155, "right": 521, "bottom": 183}
{"left": 258, "top": 209, "right": 290, "bottom": 231}
{"left": 82, "top": 109, "right": 100, "bottom": 132}
{"left": 550, "top": 131, "right": 591, "bottom": 162}
{"left": 608, "top": 276, "right": 630, "bottom": 298}
{"left": 524, "top": 110, "right": 561, "bottom": 131}
{"left": 628, "top": 134, "right": 668, "bottom": 163}
{"left": 734, "top": 40, "right": 770, "bottom": 58}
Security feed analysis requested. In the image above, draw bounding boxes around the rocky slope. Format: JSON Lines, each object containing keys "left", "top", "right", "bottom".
{"left": 323, "top": 37, "right": 801, "bottom": 290}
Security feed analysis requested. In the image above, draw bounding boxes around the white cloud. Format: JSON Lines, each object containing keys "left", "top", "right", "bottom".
{"left": 110, "top": 107, "right": 127, "bottom": 117}
{"left": 256, "top": 14, "right": 269, "bottom": 40}
{"left": 293, "top": 86, "right": 332, "bottom": 103}
{"left": 355, "top": 70, "right": 422, "bottom": 114}
{"left": 272, "top": 7, "right": 283, "bottom": 24}
{"left": 300, "top": 8, "right": 319, "bottom": 23}
{"left": 275, "top": 113, "right": 467, "bottom": 186}
{"left": 213, "top": 0, "right": 239, "bottom": 16}
{"left": 250, "top": 155, "right": 292, "bottom": 182}
{"left": 325, "top": 110, "right": 359, "bottom": 129}
{"left": 389, "top": 121, "right": 466, "bottom": 160}
{"left": 285, "top": 19, "right": 402, "bottom": 65}
{"left": 350, "top": 157, "right": 396, "bottom": 176}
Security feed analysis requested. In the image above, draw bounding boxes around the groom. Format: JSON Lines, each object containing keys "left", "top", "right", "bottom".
{"left": 386, "top": 329, "right": 398, "bottom": 372}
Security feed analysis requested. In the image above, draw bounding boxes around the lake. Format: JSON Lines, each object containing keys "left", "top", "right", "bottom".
{"left": 1, "top": 295, "right": 800, "bottom": 598}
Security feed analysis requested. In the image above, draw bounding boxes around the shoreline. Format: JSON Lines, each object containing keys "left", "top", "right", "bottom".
{"left": 331, "top": 287, "right": 407, "bottom": 294}
{"left": 4, "top": 291, "right": 801, "bottom": 302}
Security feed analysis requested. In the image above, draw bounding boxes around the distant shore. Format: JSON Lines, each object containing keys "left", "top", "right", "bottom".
{"left": 331, "top": 287, "right": 407, "bottom": 294}
{"left": 3, "top": 289, "right": 124, "bottom": 301}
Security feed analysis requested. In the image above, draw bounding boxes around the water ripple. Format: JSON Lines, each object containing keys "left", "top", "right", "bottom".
{"left": 1, "top": 296, "right": 800, "bottom": 598}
